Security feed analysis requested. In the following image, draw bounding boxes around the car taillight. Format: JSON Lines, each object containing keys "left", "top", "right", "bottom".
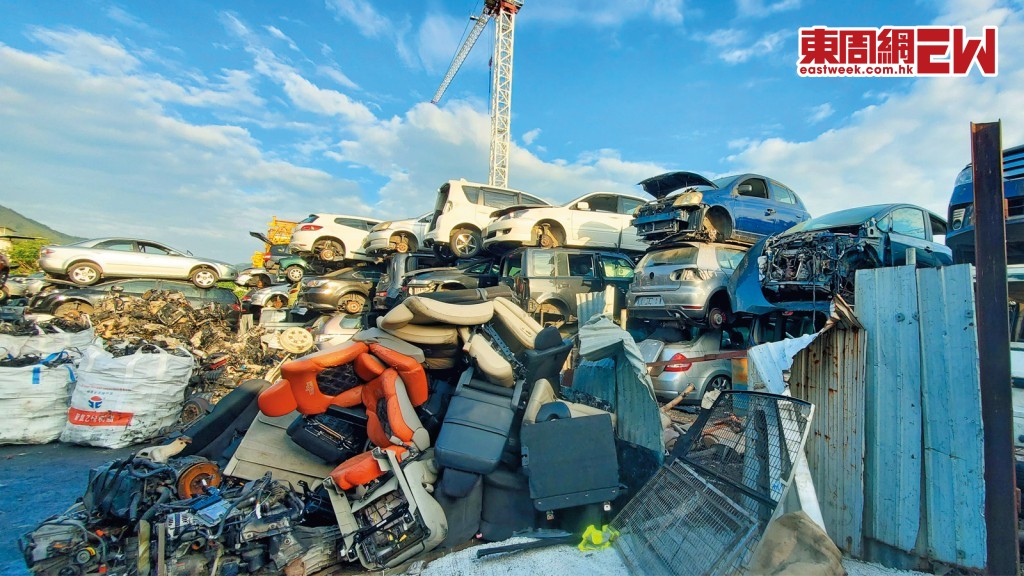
{"left": 40, "top": 248, "right": 54, "bottom": 256}
{"left": 664, "top": 353, "right": 692, "bottom": 372}
{"left": 231, "top": 303, "right": 240, "bottom": 311}
{"left": 298, "top": 224, "right": 323, "bottom": 231}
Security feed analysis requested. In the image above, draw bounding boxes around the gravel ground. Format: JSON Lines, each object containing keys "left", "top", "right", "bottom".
{"left": 842, "top": 558, "right": 933, "bottom": 576}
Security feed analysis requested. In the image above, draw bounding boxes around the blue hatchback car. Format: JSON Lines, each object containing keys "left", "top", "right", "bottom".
{"left": 631, "top": 171, "right": 811, "bottom": 246}
{"left": 945, "top": 144, "right": 1024, "bottom": 264}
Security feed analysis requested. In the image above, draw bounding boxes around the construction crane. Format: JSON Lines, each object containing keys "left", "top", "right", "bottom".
{"left": 432, "top": 0, "right": 523, "bottom": 189}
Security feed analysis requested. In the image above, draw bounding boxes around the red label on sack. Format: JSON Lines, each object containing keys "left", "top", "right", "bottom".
{"left": 68, "top": 408, "right": 134, "bottom": 426}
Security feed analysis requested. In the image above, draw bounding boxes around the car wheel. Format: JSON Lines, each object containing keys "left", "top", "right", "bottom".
{"left": 314, "top": 239, "right": 344, "bottom": 262}
{"left": 340, "top": 293, "right": 366, "bottom": 314}
{"left": 705, "top": 375, "right": 731, "bottom": 394}
{"left": 178, "top": 397, "right": 213, "bottom": 427}
{"left": 707, "top": 306, "right": 728, "bottom": 330}
{"left": 391, "top": 234, "right": 413, "bottom": 254}
{"left": 68, "top": 262, "right": 101, "bottom": 286}
{"left": 267, "top": 295, "right": 288, "bottom": 309}
{"left": 450, "top": 228, "right": 482, "bottom": 259}
{"left": 284, "top": 265, "right": 304, "bottom": 283}
{"left": 190, "top": 268, "right": 218, "bottom": 289}
{"left": 54, "top": 301, "right": 94, "bottom": 320}
{"left": 536, "top": 224, "right": 564, "bottom": 248}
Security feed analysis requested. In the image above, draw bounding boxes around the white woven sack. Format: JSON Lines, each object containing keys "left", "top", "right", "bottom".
{"left": 60, "top": 344, "right": 194, "bottom": 449}
{"left": 0, "top": 324, "right": 95, "bottom": 358}
{"left": 0, "top": 358, "right": 77, "bottom": 445}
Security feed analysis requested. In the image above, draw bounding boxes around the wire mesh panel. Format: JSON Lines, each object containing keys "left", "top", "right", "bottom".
{"left": 612, "top": 391, "right": 814, "bottom": 576}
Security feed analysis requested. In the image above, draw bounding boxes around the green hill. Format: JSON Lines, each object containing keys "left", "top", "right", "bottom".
{"left": 0, "top": 205, "right": 83, "bottom": 245}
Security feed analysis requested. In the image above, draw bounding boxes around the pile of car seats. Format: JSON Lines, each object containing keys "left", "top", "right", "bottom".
{"left": 256, "top": 293, "right": 625, "bottom": 570}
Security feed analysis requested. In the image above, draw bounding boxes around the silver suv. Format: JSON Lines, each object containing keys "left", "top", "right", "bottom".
{"left": 627, "top": 242, "right": 746, "bottom": 329}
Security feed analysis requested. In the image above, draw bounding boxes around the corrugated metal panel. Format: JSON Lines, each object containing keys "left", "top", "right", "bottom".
{"left": 576, "top": 286, "right": 615, "bottom": 324}
{"left": 855, "top": 265, "right": 923, "bottom": 554}
{"left": 916, "top": 265, "right": 986, "bottom": 568}
{"left": 790, "top": 325, "right": 866, "bottom": 557}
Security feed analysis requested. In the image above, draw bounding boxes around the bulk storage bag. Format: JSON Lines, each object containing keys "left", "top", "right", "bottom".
{"left": 0, "top": 325, "right": 95, "bottom": 358}
{"left": 0, "top": 354, "right": 77, "bottom": 445}
{"left": 61, "top": 344, "right": 194, "bottom": 449}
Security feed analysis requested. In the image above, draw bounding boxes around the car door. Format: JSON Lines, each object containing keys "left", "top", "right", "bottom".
{"left": 617, "top": 196, "right": 647, "bottom": 251}
{"left": 570, "top": 194, "right": 621, "bottom": 246}
{"left": 92, "top": 239, "right": 142, "bottom": 275}
{"left": 884, "top": 207, "right": 939, "bottom": 266}
{"left": 598, "top": 253, "right": 636, "bottom": 296}
{"left": 727, "top": 177, "right": 778, "bottom": 237}
{"left": 136, "top": 241, "right": 187, "bottom": 277}
{"left": 767, "top": 181, "right": 808, "bottom": 231}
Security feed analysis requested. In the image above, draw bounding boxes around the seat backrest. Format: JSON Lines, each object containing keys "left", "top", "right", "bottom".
{"left": 380, "top": 296, "right": 494, "bottom": 330}
{"left": 361, "top": 369, "right": 430, "bottom": 451}
{"left": 259, "top": 341, "right": 369, "bottom": 417}
{"left": 489, "top": 297, "right": 541, "bottom": 354}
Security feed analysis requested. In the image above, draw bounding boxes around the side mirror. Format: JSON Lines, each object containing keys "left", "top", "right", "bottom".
{"left": 576, "top": 201, "right": 590, "bottom": 211}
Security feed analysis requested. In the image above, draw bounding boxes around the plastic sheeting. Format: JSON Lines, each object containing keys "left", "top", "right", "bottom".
{"left": 746, "top": 333, "right": 818, "bottom": 394}
{"left": 575, "top": 316, "right": 664, "bottom": 461}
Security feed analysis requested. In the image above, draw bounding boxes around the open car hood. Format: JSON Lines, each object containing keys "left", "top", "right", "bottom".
{"left": 638, "top": 171, "right": 718, "bottom": 199}
{"left": 249, "top": 231, "right": 273, "bottom": 245}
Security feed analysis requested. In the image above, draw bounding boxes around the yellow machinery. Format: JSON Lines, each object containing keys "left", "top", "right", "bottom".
{"left": 251, "top": 217, "right": 298, "bottom": 268}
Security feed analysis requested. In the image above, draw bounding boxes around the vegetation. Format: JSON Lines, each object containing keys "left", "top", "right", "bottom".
{"left": 6, "top": 238, "right": 49, "bottom": 274}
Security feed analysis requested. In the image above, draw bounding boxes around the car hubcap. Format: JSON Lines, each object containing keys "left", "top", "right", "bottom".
{"left": 195, "top": 271, "right": 215, "bottom": 286}
{"left": 710, "top": 377, "right": 730, "bottom": 391}
{"left": 73, "top": 268, "right": 96, "bottom": 283}
{"left": 453, "top": 233, "right": 477, "bottom": 255}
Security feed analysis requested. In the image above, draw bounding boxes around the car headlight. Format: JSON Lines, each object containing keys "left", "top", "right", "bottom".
{"left": 306, "top": 279, "right": 327, "bottom": 288}
{"left": 672, "top": 191, "right": 703, "bottom": 207}
{"left": 372, "top": 221, "right": 393, "bottom": 232}
{"left": 954, "top": 167, "right": 973, "bottom": 187}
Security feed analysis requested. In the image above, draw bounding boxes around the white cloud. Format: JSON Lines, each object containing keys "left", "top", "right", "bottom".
{"left": 719, "top": 30, "right": 789, "bottom": 64}
{"left": 522, "top": 128, "right": 542, "bottom": 146}
{"left": 807, "top": 103, "right": 834, "bottom": 124}
{"left": 264, "top": 25, "right": 299, "bottom": 51}
{"left": 317, "top": 65, "right": 359, "bottom": 90}
{"left": 324, "top": 0, "right": 390, "bottom": 38}
{"left": 105, "top": 6, "right": 155, "bottom": 33}
{"left": 524, "top": 0, "right": 685, "bottom": 27}
{"left": 735, "top": 0, "right": 801, "bottom": 18}
{"left": 0, "top": 32, "right": 370, "bottom": 261}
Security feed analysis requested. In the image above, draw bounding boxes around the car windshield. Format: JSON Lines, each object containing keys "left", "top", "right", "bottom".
{"left": 637, "top": 246, "right": 699, "bottom": 270}
{"left": 790, "top": 205, "right": 888, "bottom": 232}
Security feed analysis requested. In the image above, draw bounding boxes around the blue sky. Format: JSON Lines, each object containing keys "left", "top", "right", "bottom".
{"left": 0, "top": 0, "right": 1021, "bottom": 262}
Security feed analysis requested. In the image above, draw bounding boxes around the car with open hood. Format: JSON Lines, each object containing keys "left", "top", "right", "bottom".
{"left": 248, "top": 231, "right": 316, "bottom": 283}
{"left": 631, "top": 171, "right": 810, "bottom": 245}
{"left": 360, "top": 212, "right": 433, "bottom": 255}
{"left": 729, "top": 203, "right": 952, "bottom": 315}
{"left": 482, "top": 192, "right": 648, "bottom": 253}
{"left": 37, "top": 237, "right": 237, "bottom": 288}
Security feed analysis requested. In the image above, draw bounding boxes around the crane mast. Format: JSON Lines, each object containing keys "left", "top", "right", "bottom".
{"left": 432, "top": 0, "right": 523, "bottom": 189}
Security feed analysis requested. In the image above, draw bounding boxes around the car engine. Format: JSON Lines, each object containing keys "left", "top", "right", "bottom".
{"left": 759, "top": 231, "right": 876, "bottom": 302}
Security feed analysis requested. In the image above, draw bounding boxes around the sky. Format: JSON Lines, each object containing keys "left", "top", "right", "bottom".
{"left": 0, "top": 0, "right": 1021, "bottom": 263}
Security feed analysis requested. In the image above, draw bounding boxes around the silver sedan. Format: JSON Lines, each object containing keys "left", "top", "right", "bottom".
{"left": 639, "top": 328, "right": 746, "bottom": 403}
{"left": 38, "top": 237, "right": 237, "bottom": 288}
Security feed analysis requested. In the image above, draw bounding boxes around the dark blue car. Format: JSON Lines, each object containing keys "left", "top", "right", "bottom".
{"left": 945, "top": 144, "right": 1024, "bottom": 264}
{"left": 631, "top": 171, "right": 811, "bottom": 245}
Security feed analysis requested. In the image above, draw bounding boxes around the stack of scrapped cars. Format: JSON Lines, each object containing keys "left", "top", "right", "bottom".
{"left": 626, "top": 171, "right": 810, "bottom": 404}
{"left": 22, "top": 292, "right": 667, "bottom": 574}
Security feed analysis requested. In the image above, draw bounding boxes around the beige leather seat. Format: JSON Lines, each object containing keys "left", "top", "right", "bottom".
{"left": 523, "top": 379, "right": 616, "bottom": 427}
{"left": 376, "top": 318, "right": 461, "bottom": 370}
{"left": 379, "top": 296, "right": 494, "bottom": 330}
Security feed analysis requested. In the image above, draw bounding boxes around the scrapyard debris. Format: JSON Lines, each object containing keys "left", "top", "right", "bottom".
{"left": 760, "top": 231, "right": 877, "bottom": 303}
{"left": 86, "top": 289, "right": 283, "bottom": 401}
{"left": 20, "top": 453, "right": 343, "bottom": 576}
{"left": 0, "top": 316, "right": 91, "bottom": 337}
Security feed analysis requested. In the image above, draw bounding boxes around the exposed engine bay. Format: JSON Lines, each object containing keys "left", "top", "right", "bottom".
{"left": 759, "top": 231, "right": 879, "bottom": 303}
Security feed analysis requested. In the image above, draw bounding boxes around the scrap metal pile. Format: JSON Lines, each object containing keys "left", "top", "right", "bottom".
{"left": 19, "top": 292, "right": 677, "bottom": 575}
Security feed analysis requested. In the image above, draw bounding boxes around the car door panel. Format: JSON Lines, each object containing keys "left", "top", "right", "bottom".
{"left": 729, "top": 178, "right": 776, "bottom": 237}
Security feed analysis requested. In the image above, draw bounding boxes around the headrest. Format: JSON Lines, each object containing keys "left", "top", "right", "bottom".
{"left": 380, "top": 296, "right": 494, "bottom": 329}
{"left": 536, "top": 402, "right": 572, "bottom": 422}
{"left": 352, "top": 328, "right": 426, "bottom": 363}
{"left": 377, "top": 319, "right": 459, "bottom": 346}
{"left": 490, "top": 297, "right": 541, "bottom": 350}
{"left": 354, "top": 353, "right": 386, "bottom": 382}
{"left": 534, "top": 326, "right": 564, "bottom": 351}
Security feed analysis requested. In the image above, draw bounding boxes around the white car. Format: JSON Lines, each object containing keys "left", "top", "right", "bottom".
{"left": 288, "top": 214, "right": 382, "bottom": 262}
{"left": 483, "top": 192, "right": 649, "bottom": 253}
{"left": 37, "top": 238, "right": 237, "bottom": 288}
{"left": 360, "top": 212, "right": 433, "bottom": 254}
{"left": 423, "top": 179, "right": 550, "bottom": 259}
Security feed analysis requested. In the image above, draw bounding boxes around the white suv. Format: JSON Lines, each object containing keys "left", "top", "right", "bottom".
{"left": 483, "top": 192, "right": 649, "bottom": 253}
{"left": 288, "top": 214, "right": 382, "bottom": 262}
{"left": 423, "top": 179, "right": 550, "bottom": 259}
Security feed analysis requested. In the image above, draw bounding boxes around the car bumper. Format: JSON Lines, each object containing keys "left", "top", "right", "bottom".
{"left": 37, "top": 256, "right": 66, "bottom": 275}
{"left": 361, "top": 232, "right": 394, "bottom": 253}
{"left": 650, "top": 360, "right": 731, "bottom": 402}
{"left": 289, "top": 241, "right": 312, "bottom": 254}
{"left": 483, "top": 220, "right": 535, "bottom": 247}
{"left": 628, "top": 286, "right": 709, "bottom": 320}
{"left": 424, "top": 229, "right": 444, "bottom": 247}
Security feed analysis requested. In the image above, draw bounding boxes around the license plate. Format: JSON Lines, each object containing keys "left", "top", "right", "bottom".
{"left": 635, "top": 296, "right": 664, "bottom": 307}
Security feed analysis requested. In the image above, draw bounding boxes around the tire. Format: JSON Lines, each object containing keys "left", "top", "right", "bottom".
{"left": 284, "top": 265, "right": 304, "bottom": 283}
{"left": 68, "top": 262, "right": 101, "bottom": 286}
{"left": 339, "top": 293, "right": 366, "bottom": 314}
{"left": 536, "top": 224, "right": 564, "bottom": 248}
{"left": 190, "top": 267, "right": 218, "bottom": 289}
{"left": 314, "top": 239, "right": 344, "bottom": 262}
{"left": 433, "top": 243, "right": 457, "bottom": 263}
{"left": 450, "top": 228, "right": 482, "bottom": 259}
{"left": 54, "top": 301, "right": 94, "bottom": 320}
